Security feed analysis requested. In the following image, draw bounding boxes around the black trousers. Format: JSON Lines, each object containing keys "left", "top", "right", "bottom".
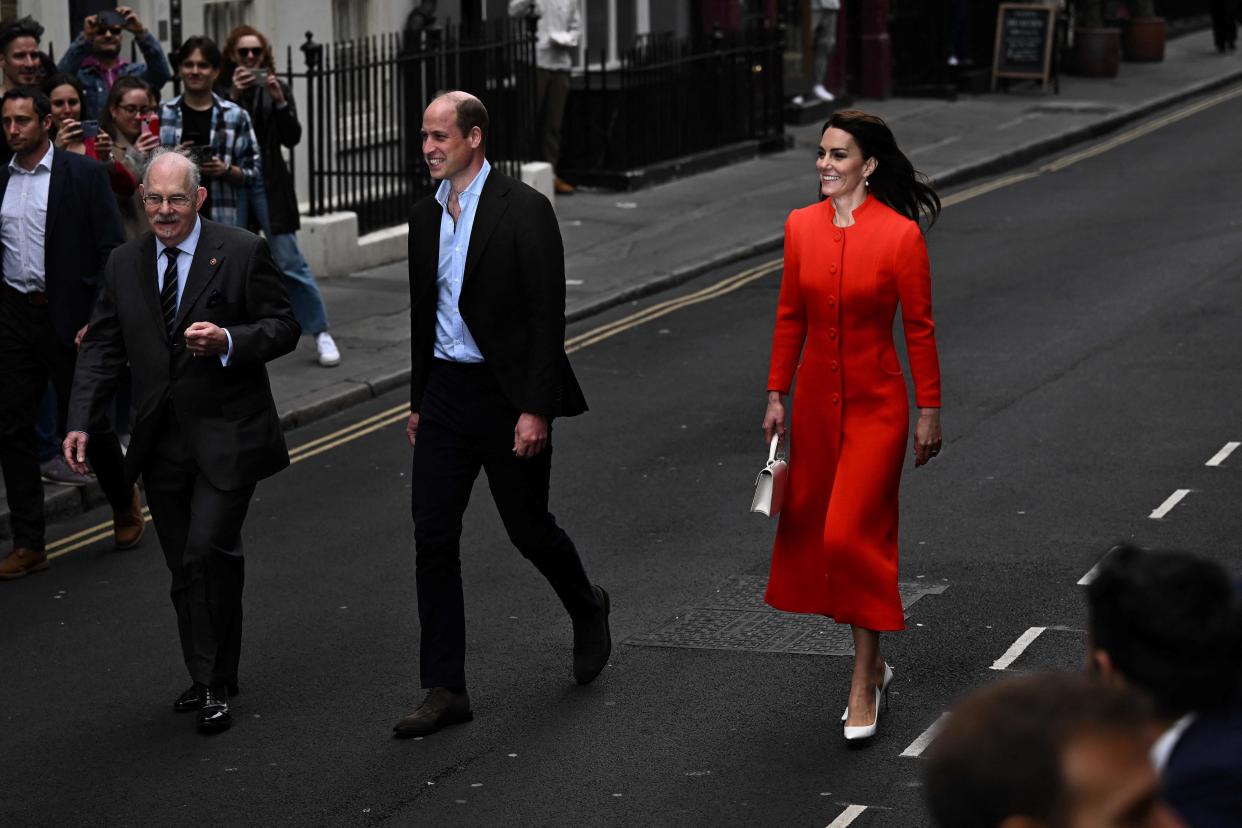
{"left": 411, "top": 359, "right": 600, "bottom": 690}
{"left": 0, "top": 288, "right": 129, "bottom": 550}
{"left": 143, "top": 406, "right": 255, "bottom": 687}
{"left": 1212, "top": 0, "right": 1239, "bottom": 50}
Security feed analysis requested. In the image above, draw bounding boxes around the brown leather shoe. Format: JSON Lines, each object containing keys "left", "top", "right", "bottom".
{"left": 0, "top": 547, "right": 50, "bottom": 580}
{"left": 554, "top": 176, "right": 575, "bottom": 195}
{"left": 113, "top": 486, "right": 145, "bottom": 550}
{"left": 393, "top": 687, "right": 473, "bottom": 738}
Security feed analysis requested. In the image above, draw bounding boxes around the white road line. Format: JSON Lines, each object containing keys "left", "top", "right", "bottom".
{"left": 1149, "top": 489, "right": 1191, "bottom": 519}
{"left": 1206, "top": 441, "right": 1240, "bottom": 467}
{"left": 826, "top": 804, "right": 868, "bottom": 828}
{"left": 900, "top": 712, "right": 950, "bottom": 758}
{"left": 1078, "top": 544, "right": 1122, "bottom": 586}
{"left": 990, "top": 626, "right": 1046, "bottom": 671}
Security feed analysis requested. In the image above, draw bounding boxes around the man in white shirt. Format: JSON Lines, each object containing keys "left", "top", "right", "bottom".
{"left": 509, "top": 0, "right": 581, "bottom": 194}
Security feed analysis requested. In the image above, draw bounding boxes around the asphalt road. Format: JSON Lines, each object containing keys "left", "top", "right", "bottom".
{"left": 4, "top": 86, "right": 1242, "bottom": 828}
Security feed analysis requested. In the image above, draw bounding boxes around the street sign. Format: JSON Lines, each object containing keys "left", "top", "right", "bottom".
{"left": 992, "top": 3, "right": 1058, "bottom": 92}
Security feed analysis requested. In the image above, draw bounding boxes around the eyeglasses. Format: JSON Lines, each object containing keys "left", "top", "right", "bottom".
{"left": 117, "top": 104, "right": 155, "bottom": 116}
{"left": 102, "top": 26, "right": 123, "bottom": 35}
{"left": 237, "top": 47, "right": 263, "bottom": 58}
{"left": 142, "top": 194, "right": 193, "bottom": 208}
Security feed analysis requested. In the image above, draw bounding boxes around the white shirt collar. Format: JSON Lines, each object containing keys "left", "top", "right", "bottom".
{"left": 7, "top": 141, "right": 54, "bottom": 174}
{"left": 156, "top": 215, "right": 203, "bottom": 259}
{"left": 1150, "top": 713, "right": 1196, "bottom": 774}
{"left": 434, "top": 159, "right": 491, "bottom": 208}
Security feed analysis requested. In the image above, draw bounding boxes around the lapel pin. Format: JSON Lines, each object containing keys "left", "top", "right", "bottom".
{"left": 209, "top": 257, "right": 218, "bottom": 266}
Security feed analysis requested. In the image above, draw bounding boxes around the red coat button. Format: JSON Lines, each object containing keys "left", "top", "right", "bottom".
{"left": 828, "top": 328, "right": 837, "bottom": 339}
{"left": 831, "top": 394, "right": 840, "bottom": 404}
{"left": 833, "top": 232, "right": 842, "bottom": 242}
{"left": 828, "top": 295, "right": 836, "bottom": 306}
{"left": 830, "top": 264, "right": 838, "bottom": 273}
{"left": 830, "top": 361, "right": 839, "bottom": 371}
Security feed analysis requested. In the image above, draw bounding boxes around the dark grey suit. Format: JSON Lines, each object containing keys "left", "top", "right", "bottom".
{"left": 69, "top": 217, "right": 299, "bottom": 686}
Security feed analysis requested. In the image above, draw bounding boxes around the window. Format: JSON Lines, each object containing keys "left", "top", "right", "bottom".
{"left": 332, "top": 0, "right": 373, "bottom": 43}
{"left": 203, "top": 0, "right": 252, "bottom": 47}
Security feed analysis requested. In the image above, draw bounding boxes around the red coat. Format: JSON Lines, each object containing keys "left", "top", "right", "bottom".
{"left": 765, "top": 195, "right": 940, "bottom": 631}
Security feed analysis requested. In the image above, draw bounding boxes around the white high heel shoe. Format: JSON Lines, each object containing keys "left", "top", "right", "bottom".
{"left": 841, "top": 662, "right": 894, "bottom": 722}
{"left": 842, "top": 663, "right": 894, "bottom": 741}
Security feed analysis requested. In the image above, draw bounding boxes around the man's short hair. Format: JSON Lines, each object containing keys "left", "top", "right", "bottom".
{"left": 2, "top": 86, "right": 52, "bottom": 119}
{"left": 144, "top": 147, "right": 202, "bottom": 194}
{"left": 925, "top": 673, "right": 1152, "bottom": 828}
{"left": 1088, "top": 545, "right": 1242, "bottom": 718}
{"left": 0, "top": 16, "right": 44, "bottom": 53}
{"left": 449, "top": 92, "right": 488, "bottom": 146}
{"left": 176, "top": 35, "right": 223, "bottom": 69}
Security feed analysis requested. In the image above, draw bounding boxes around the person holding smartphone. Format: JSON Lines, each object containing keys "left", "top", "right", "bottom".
{"left": 219, "top": 26, "right": 341, "bottom": 368}
{"left": 56, "top": 6, "right": 171, "bottom": 120}
{"left": 157, "top": 36, "right": 257, "bottom": 228}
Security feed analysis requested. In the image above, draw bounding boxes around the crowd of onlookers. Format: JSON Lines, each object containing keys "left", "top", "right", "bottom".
{"left": 0, "top": 10, "right": 340, "bottom": 492}
{"left": 0, "top": 9, "right": 342, "bottom": 579}
{"left": 926, "top": 545, "right": 1242, "bottom": 828}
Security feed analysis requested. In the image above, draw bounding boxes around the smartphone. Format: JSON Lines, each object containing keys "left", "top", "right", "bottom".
{"left": 252, "top": 68, "right": 269, "bottom": 86}
{"left": 80, "top": 119, "right": 100, "bottom": 139}
{"left": 190, "top": 146, "right": 215, "bottom": 166}
{"left": 146, "top": 115, "right": 160, "bottom": 137}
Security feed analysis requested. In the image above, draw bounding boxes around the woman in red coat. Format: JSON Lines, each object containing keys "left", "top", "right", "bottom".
{"left": 762, "top": 110, "right": 943, "bottom": 742}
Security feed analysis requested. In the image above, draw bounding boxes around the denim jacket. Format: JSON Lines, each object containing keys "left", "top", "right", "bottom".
{"left": 56, "top": 30, "right": 173, "bottom": 120}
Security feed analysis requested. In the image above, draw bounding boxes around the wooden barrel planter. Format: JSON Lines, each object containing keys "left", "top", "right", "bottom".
{"left": 1124, "top": 17, "right": 1167, "bottom": 61}
{"left": 1071, "top": 27, "right": 1121, "bottom": 77}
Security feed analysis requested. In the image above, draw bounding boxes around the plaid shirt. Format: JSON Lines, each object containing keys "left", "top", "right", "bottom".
{"left": 159, "top": 93, "right": 260, "bottom": 227}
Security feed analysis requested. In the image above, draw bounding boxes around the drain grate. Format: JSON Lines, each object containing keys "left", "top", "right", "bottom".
{"left": 625, "top": 575, "right": 946, "bottom": 656}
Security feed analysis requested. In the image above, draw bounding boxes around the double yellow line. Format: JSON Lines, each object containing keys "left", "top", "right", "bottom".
{"left": 43, "top": 81, "right": 1242, "bottom": 561}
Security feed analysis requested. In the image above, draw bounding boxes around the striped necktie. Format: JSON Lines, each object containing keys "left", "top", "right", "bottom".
{"left": 160, "top": 247, "right": 181, "bottom": 340}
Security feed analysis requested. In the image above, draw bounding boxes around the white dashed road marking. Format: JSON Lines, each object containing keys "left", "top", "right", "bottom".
{"left": 900, "top": 713, "right": 951, "bottom": 758}
{"left": 826, "top": 804, "right": 868, "bottom": 827}
{"left": 990, "top": 626, "right": 1046, "bottom": 671}
{"left": 1149, "top": 489, "right": 1191, "bottom": 519}
{"left": 1205, "top": 441, "right": 1240, "bottom": 467}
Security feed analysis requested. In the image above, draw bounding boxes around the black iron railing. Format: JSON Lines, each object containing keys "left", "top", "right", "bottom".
{"left": 289, "top": 18, "right": 538, "bottom": 234}
{"left": 559, "top": 25, "right": 786, "bottom": 183}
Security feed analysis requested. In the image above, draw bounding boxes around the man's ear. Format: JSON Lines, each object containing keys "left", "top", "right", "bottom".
{"left": 1088, "top": 648, "right": 1120, "bottom": 683}
{"left": 470, "top": 126, "right": 482, "bottom": 149}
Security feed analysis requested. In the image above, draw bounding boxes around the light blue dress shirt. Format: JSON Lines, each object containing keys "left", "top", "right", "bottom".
{"left": 155, "top": 216, "right": 233, "bottom": 365}
{"left": 433, "top": 159, "right": 490, "bottom": 363}
{"left": 0, "top": 142, "right": 53, "bottom": 293}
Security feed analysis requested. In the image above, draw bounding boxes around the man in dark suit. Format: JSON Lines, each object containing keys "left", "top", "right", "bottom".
{"left": 1087, "top": 545, "right": 1242, "bottom": 826}
{"left": 0, "top": 86, "right": 141, "bottom": 580}
{"left": 393, "top": 91, "right": 610, "bottom": 738}
{"left": 65, "top": 148, "right": 299, "bottom": 733}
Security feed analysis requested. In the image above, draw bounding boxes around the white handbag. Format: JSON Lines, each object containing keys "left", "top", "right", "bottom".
{"left": 750, "top": 435, "right": 788, "bottom": 517}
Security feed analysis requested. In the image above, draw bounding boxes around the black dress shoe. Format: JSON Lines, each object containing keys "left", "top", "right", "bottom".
{"left": 196, "top": 686, "right": 232, "bottom": 733}
{"left": 572, "top": 585, "right": 612, "bottom": 685}
{"left": 393, "top": 687, "right": 473, "bottom": 738}
{"left": 174, "top": 681, "right": 240, "bottom": 712}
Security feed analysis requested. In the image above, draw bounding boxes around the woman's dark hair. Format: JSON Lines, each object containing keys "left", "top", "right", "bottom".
{"left": 99, "top": 76, "right": 153, "bottom": 140}
{"left": 822, "top": 109, "right": 941, "bottom": 228}
{"left": 40, "top": 72, "right": 84, "bottom": 101}
{"left": 1087, "top": 545, "right": 1242, "bottom": 718}
{"left": 177, "top": 35, "right": 223, "bottom": 69}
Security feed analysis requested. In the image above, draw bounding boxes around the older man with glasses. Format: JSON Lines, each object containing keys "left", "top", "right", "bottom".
{"left": 56, "top": 6, "right": 171, "bottom": 120}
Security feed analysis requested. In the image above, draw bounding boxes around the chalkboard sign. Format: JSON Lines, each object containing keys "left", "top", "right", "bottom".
{"left": 992, "top": 3, "right": 1057, "bottom": 91}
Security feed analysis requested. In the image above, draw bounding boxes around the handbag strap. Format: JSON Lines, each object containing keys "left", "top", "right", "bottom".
{"left": 768, "top": 435, "right": 784, "bottom": 465}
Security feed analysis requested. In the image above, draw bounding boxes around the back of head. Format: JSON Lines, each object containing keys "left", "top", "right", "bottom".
{"left": 1088, "top": 545, "right": 1242, "bottom": 717}
{"left": 925, "top": 673, "right": 1152, "bottom": 828}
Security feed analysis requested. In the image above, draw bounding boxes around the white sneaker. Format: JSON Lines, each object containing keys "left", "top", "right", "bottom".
{"left": 812, "top": 84, "right": 835, "bottom": 102}
{"left": 316, "top": 332, "right": 341, "bottom": 367}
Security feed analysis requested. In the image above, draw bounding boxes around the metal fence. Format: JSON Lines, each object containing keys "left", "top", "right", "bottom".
{"left": 288, "top": 18, "right": 538, "bottom": 234}
{"left": 559, "top": 25, "right": 786, "bottom": 184}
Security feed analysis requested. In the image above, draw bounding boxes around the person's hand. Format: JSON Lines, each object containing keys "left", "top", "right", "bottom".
{"left": 54, "top": 118, "right": 84, "bottom": 148}
{"left": 913, "top": 407, "right": 942, "bottom": 467}
{"left": 74, "top": 324, "right": 88, "bottom": 349}
{"left": 232, "top": 65, "right": 255, "bottom": 91}
{"left": 183, "top": 322, "right": 228, "bottom": 356}
{"left": 117, "top": 6, "right": 145, "bottom": 34}
{"left": 83, "top": 13, "right": 100, "bottom": 41}
{"left": 135, "top": 131, "right": 160, "bottom": 154}
{"left": 200, "top": 156, "right": 229, "bottom": 179}
{"left": 406, "top": 412, "right": 419, "bottom": 447}
{"left": 265, "top": 73, "right": 285, "bottom": 104}
{"left": 63, "top": 431, "right": 91, "bottom": 475}
{"left": 762, "top": 391, "right": 785, "bottom": 446}
{"left": 93, "top": 130, "right": 113, "bottom": 157}
{"left": 513, "top": 412, "right": 548, "bottom": 458}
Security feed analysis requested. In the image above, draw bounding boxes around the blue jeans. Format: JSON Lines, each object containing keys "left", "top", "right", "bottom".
{"left": 237, "top": 178, "right": 330, "bottom": 335}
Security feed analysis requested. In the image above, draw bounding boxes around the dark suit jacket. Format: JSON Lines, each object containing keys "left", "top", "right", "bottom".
{"left": 408, "top": 168, "right": 587, "bottom": 419}
{"left": 0, "top": 146, "right": 125, "bottom": 345}
{"left": 68, "top": 219, "right": 300, "bottom": 490}
{"left": 1164, "top": 702, "right": 1242, "bottom": 827}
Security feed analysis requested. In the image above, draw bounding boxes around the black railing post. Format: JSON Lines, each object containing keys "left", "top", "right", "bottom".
{"left": 300, "top": 31, "right": 323, "bottom": 215}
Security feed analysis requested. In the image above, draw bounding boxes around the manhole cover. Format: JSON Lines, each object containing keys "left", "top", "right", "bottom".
{"left": 625, "top": 575, "right": 946, "bottom": 656}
